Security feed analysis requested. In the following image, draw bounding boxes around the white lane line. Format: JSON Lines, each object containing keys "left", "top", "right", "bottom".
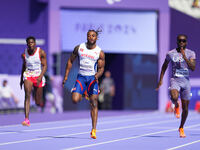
{"left": 186, "top": 128, "right": 200, "bottom": 131}
{"left": 0, "top": 111, "right": 167, "bottom": 130}
{"left": 0, "top": 111, "right": 160, "bottom": 128}
{"left": 0, "top": 117, "right": 184, "bottom": 146}
{"left": 63, "top": 124, "right": 200, "bottom": 150}
{"left": 0, "top": 38, "right": 45, "bottom": 45}
{"left": 145, "top": 126, "right": 174, "bottom": 129}
{"left": 0, "top": 114, "right": 173, "bottom": 135}
{"left": 166, "top": 139, "right": 200, "bottom": 150}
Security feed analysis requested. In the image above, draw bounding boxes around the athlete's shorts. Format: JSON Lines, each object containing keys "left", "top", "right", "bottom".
{"left": 169, "top": 77, "right": 191, "bottom": 100}
{"left": 72, "top": 74, "right": 99, "bottom": 96}
{"left": 23, "top": 70, "right": 45, "bottom": 87}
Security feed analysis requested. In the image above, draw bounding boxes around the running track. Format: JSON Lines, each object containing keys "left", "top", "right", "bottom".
{"left": 0, "top": 111, "right": 200, "bottom": 150}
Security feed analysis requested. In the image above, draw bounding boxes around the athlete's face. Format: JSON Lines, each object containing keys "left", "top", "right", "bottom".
{"left": 177, "top": 35, "right": 187, "bottom": 49}
{"left": 87, "top": 31, "right": 97, "bottom": 45}
{"left": 27, "top": 39, "right": 36, "bottom": 50}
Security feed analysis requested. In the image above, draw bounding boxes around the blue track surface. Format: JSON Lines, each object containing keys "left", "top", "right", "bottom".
{"left": 0, "top": 111, "right": 200, "bottom": 150}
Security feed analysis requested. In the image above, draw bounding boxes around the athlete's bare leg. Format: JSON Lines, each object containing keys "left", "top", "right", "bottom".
{"left": 24, "top": 80, "right": 33, "bottom": 119}
{"left": 178, "top": 99, "right": 189, "bottom": 137}
{"left": 34, "top": 86, "right": 43, "bottom": 106}
{"left": 170, "top": 89, "right": 181, "bottom": 118}
{"left": 179, "top": 99, "right": 189, "bottom": 128}
{"left": 89, "top": 95, "right": 98, "bottom": 130}
{"left": 72, "top": 92, "right": 82, "bottom": 104}
{"left": 170, "top": 89, "right": 179, "bottom": 108}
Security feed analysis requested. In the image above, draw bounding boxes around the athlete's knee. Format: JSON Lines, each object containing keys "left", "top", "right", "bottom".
{"left": 25, "top": 92, "right": 31, "bottom": 100}
{"left": 90, "top": 98, "right": 98, "bottom": 108}
{"left": 171, "top": 94, "right": 178, "bottom": 101}
{"left": 170, "top": 90, "right": 179, "bottom": 101}
{"left": 72, "top": 94, "right": 81, "bottom": 104}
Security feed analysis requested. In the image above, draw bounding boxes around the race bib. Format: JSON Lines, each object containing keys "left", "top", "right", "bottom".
{"left": 175, "top": 68, "right": 189, "bottom": 77}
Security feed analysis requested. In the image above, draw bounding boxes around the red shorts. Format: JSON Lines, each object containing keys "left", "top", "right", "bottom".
{"left": 25, "top": 76, "right": 45, "bottom": 87}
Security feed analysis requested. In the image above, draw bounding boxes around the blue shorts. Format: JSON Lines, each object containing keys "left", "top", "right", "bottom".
{"left": 170, "top": 77, "right": 191, "bottom": 100}
{"left": 72, "top": 74, "right": 99, "bottom": 96}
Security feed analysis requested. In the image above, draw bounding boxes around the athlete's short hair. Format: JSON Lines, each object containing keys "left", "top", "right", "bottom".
{"left": 177, "top": 34, "right": 187, "bottom": 40}
{"left": 87, "top": 28, "right": 102, "bottom": 37}
{"left": 26, "top": 36, "right": 36, "bottom": 43}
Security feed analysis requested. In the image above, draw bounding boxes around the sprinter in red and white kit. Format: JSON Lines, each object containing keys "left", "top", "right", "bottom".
{"left": 20, "top": 36, "right": 47, "bottom": 126}
{"left": 63, "top": 30, "right": 105, "bottom": 139}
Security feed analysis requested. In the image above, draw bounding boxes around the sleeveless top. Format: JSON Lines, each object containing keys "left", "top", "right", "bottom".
{"left": 24, "top": 47, "right": 42, "bottom": 77}
{"left": 78, "top": 43, "right": 101, "bottom": 76}
{"left": 166, "top": 48, "right": 196, "bottom": 78}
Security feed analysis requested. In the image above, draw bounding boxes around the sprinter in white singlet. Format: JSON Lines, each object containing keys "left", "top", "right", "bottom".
{"left": 63, "top": 30, "right": 105, "bottom": 139}
{"left": 20, "top": 36, "right": 47, "bottom": 126}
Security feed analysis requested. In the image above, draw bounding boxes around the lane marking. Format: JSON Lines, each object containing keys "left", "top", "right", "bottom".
{"left": 0, "top": 38, "right": 45, "bottom": 45}
{"left": 0, "top": 114, "right": 172, "bottom": 135}
{"left": 167, "top": 139, "right": 200, "bottom": 150}
{"left": 63, "top": 124, "right": 200, "bottom": 150}
{"left": 0, "top": 111, "right": 164, "bottom": 128}
{"left": 186, "top": 128, "right": 200, "bottom": 131}
{"left": 0, "top": 117, "right": 185, "bottom": 146}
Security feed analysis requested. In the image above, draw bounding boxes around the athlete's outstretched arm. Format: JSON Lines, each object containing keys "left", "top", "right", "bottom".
{"left": 181, "top": 49, "right": 196, "bottom": 71}
{"left": 20, "top": 53, "right": 26, "bottom": 89}
{"left": 156, "top": 59, "right": 169, "bottom": 90}
{"left": 37, "top": 49, "right": 47, "bottom": 86}
{"left": 62, "top": 45, "right": 79, "bottom": 86}
{"left": 95, "top": 51, "right": 105, "bottom": 80}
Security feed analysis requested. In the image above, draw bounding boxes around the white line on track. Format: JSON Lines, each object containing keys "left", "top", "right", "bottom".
{"left": 0, "top": 38, "right": 45, "bottom": 45}
{"left": 166, "top": 139, "right": 200, "bottom": 150}
{"left": 186, "top": 128, "right": 200, "bottom": 131}
{"left": 0, "top": 111, "right": 159, "bottom": 128}
{"left": 0, "top": 113, "right": 171, "bottom": 135}
{"left": 0, "top": 117, "right": 199, "bottom": 146}
{"left": 63, "top": 124, "right": 200, "bottom": 150}
{"left": 145, "top": 126, "right": 174, "bottom": 129}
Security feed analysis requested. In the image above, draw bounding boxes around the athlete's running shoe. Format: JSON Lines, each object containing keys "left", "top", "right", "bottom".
{"left": 179, "top": 128, "right": 186, "bottom": 138}
{"left": 174, "top": 106, "right": 180, "bottom": 118}
{"left": 90, "top": 129, "right": 96, "bottom": 139}
{"left": 22, "top": 118, "right": 30, "bottom": 127}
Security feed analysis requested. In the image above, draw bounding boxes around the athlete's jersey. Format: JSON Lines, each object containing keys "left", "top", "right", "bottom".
{"left": 24, "top": 47, "right": 42, "bottom": 77}
{"left": 166, "top": 48, "right": 196, "bottom": 78}
{"left": 23, "top": 47, "right": 45, "bottom": 87}
{"left": 78, "top": 43, "right": 101, "bottom": 76}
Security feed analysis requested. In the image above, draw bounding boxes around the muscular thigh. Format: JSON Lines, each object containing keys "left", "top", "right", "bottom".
{"left": 87, "top": 78, "right": 98, "bottom": 96}
{"left": 24, "top": 80, "right": 33, "bottom": 93}
{"left": 72, "top": 75, "right": 87, "bottom": 95}
{"left": 170, "top": 78, "right": 180, "bottom": 99}
{"left": 180, "top": 80, "right": 191, "bottom": 100}
{"left": 34, "top": 86, "right": 43, "bottom": 100}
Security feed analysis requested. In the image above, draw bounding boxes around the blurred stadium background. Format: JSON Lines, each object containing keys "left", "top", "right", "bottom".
{"left": 0, "top": 0, "right": 200, "bottom": 114}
